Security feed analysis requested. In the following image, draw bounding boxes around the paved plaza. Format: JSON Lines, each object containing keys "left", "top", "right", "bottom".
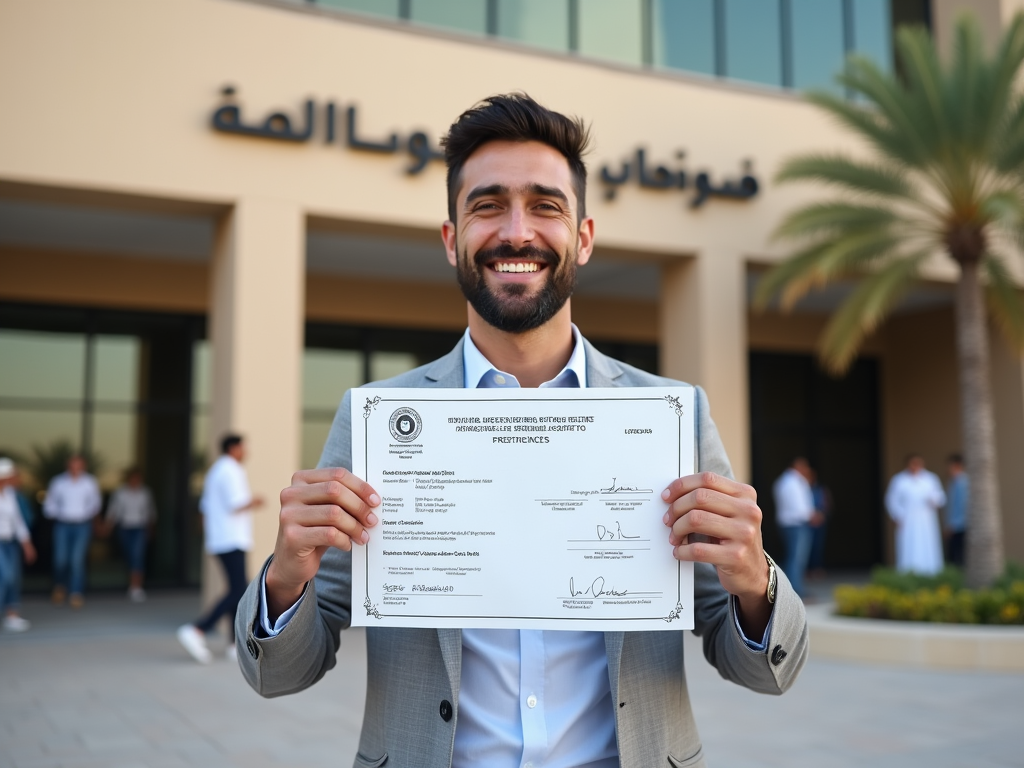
{"left": 0, "top": 590, "right": 1021, "bottom": 768}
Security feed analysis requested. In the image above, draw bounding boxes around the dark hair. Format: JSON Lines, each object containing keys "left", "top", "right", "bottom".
{"left": 948, "top": 453, "right": 964, "bottom": 465}
{"left": 441, "top": 93, "right": 591, "bottom": 224}
{"left": 221, "top": 434, "right": 243, "bottom": 454}
{"left": 123, "top": 466, "right": 142, "bottom": 481}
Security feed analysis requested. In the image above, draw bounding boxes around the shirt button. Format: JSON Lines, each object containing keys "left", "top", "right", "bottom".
{"left": 493, "top": 374, "right": 506, "bottom": 385}
{"left": 526, "top": 694, "right": 537, "bottom": 708}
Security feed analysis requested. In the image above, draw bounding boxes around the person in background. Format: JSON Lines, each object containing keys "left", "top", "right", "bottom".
{"left": 104, "top": 467, "right": 157, "bottom": 602}
{"left": 43, "top": 454, "right": 102, "bottom": 609}
{"left": 943, "top": 453, "right": 969, "bottom": 567}
{"left": 807, "top": 467, "right": 832, "bottom": 580}
{"left": 772, "top": 457, "right": 817, "bottom": 598}
{"left": 177, "top": 434, "right": 264, "bottom": 664}
{"left": 885, "top": 454, "right": 946, "bottom": 575}
{"left": 0, "top": 458, "right": 37, "bottom": 631}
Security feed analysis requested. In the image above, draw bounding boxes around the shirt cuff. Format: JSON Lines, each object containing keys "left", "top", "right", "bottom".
{"left": 258, "top": 571, "right": 306, "bottom": 637}
{"left": 731, "top": 595, "right": 774, "bottom": 652}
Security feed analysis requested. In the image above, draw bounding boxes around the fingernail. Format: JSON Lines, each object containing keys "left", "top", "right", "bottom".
{"left": 360, "top": 530, "right": 369, "bottom": 544}
{"left": 662, "top": 512, "right": 670, "bottom": 525}
{"left": 367, "top": 513, "right": 378, "bottom": 526}
{"left": 661, "top": 489, "right": 670, "bottom": 501}
{"left": 369, "top": 493, "right": 381, "bottom": 507}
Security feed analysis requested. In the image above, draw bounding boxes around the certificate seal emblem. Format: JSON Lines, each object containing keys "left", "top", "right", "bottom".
{"left": 389, "top": 407, "right": 422, "bottom": 442}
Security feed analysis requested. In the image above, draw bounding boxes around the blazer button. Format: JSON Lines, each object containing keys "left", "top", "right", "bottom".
{"left": 771, "top": 644, "right": 787, "bottom": 666}
{"left": 246, "top": 638, "right": 260, "bottom": 660}
{"left": 439, "top": 700, "right": 453, "bottom": 722}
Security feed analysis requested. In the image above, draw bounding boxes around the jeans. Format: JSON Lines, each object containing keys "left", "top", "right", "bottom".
{"left": 118, "top": 527, "right": 147, "bottom": 573}
{"left": 195, "top": 549, "right": 248, "bottom": 642}
{"left": 0, "top": 539, "right": 23, "bottom": 611}
{"left": 778, "top": 523, "right": 812, "bottom": 597}
{"left": 53, "top": 521, "right": 93, "bottom": 595}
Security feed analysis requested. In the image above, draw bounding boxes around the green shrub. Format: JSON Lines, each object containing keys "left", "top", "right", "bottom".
{"left": 833, "top": 564, "right": 1024, "bottom": 625}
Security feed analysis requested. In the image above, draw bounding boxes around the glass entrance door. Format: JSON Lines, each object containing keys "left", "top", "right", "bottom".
{"left": 0, "top": 304, "right": 202, "bottom": 591}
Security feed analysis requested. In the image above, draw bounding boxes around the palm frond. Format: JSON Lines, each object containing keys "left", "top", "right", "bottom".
{"left": 755, "top": 228, "right": 904, "bottom": 311}
{"left": 895, "top": 24, "right": 948, "bottom": 150}
{"left": 818, "top": 253, "right": 929, "bottom": 373}
{"left": 772, "top": 202, "right": 901, "bottom": 241}
{"left": 981, "top": 14, "right": 1024, "bottom": 151}
{"left": 775, "top": 154, "right": 914, "bottom": 199}
{"left": 985, "top": 255, "right": 1024, "bottom": 349}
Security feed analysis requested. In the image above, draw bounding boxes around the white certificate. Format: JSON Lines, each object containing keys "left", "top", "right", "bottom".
{"left": 351, "top": 387, "right": 695, "bottom": 631}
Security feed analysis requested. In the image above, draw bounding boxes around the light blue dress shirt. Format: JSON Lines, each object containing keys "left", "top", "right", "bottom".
{"left": 455, "top": 325, "right": 619, "bottom": 768}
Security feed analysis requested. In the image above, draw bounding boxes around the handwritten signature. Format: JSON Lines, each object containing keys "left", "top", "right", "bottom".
{"left": 597, "top": 521, "right": 640, "bottom": 541}
{"left": 569, "top": 576, "right": 630, "bottom": 598}
{"left": 600, "top": 478, "right": 654, "bottom": 494}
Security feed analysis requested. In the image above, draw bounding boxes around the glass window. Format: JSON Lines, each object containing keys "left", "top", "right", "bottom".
{"left": 304, "top": 348, "right": 362, "bottom": 412}
{"left": 790, "top": 0, "right": 845, "bottom": 91}
{"left": 851, "top": 0, "right": 892, "bottom": 73}
{"left": 723, "top": 0, "right": 782, "bottom": 86}
{"left": 317, "top": 0, "right": 401, "bottom": 18}
{"left": 302, "top": 348, "right": 363, "bottom": 470}
{"left": 0, "top": 330, "right": 85, "bottom": 401}
{"left": 370, "top": 351, "right": 419, "bottom": 382}
{"left": 94, "top": 336, "right": 140, "bottom": 404}
{"left": 497, "top": 0, "right": 569, "bottom": 51}
{"left": 409, "top": 0, "right": 488, "bottom": 35}
{"left": 652, "top": 0, "right": 716, "bottom": 75}
{"left": 91, "top": 412, "right": 137, "bottom": 489}
{"left": 0, "top": 409, "right": 82, "bottom": 475}
{"left": 577, "top": 0, "right": 644, "bottom": 66}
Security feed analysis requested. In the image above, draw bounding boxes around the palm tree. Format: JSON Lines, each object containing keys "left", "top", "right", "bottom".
{"left": 755, "top": 14, "right": 1024, "bottom": 588}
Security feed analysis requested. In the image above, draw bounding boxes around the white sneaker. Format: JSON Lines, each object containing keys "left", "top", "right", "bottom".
{"left": 176, "top": 624, "right": 212, "bottom": 664}
{"left": 3, "top": 614, "right": 30, "bottom": 632}
{"left": 129, "top": 588, "right": 147, "bottom": 603}
{"left": 226, "top": 644, "right": 238, "bottom": 662}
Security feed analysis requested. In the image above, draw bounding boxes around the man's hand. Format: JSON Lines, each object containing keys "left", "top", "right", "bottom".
{"left": 21, "top": 540, "right": 37, "bottom": 566}
{"left": 662, "top": 472, "right": 772, "bottom": 638}
{"left": 265, "top": 468, "right": 380, "bottom": 621}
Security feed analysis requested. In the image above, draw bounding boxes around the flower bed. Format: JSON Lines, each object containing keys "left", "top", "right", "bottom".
{"left": 834, "top": 564, "right": 1024, "bottom": 625}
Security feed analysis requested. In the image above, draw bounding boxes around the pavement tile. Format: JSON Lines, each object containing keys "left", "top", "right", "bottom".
{"left": 3, "top": 590, "right": 1023, "bottom": 768}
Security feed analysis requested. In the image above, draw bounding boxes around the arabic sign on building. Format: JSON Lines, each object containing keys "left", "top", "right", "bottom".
{"left": 210, "top": 87, "right": 759, "bottom": 209}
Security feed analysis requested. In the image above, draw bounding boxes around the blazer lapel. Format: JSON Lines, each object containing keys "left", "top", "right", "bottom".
{"left": 584, "top": 338, "right": 626, "bottom": 388}
{"left": 424, "top": 339, "right": 466, "bottom": 388}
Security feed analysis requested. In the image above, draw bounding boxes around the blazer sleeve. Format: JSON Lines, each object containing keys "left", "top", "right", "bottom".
{"left": 691, "top": 385, "right": 809, "bottom": 695}
{"left": 236, "top": 390, "right": 355, "bottom": 698}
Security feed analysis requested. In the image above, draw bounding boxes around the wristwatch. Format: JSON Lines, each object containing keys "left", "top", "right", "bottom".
{"left": 764, "top": 552, "right": 777, "bottom": 605}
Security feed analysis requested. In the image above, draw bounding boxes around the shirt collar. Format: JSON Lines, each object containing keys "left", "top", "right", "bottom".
{"left": 462, "top": 324, "right": 587, "bottom": 389}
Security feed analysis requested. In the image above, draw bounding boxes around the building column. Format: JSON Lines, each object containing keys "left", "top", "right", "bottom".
{"left": 659, "top": 252, "right": 750, "bottom": 482}
{"left": 207, "top": 197, "right": 305, "bottom": 589}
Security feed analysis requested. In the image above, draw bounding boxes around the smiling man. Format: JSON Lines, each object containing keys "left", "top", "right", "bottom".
{"left": 236, "top": 94, "right": 808, "bottom": 768}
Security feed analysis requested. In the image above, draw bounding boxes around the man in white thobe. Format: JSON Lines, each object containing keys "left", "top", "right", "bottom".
{"left": 885, "top": 455, "right": 946, "bottom": 575}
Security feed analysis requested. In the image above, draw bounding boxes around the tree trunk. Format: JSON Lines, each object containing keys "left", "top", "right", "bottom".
{"left": 954, "top": 260, "right": 1006, "bottom": 588}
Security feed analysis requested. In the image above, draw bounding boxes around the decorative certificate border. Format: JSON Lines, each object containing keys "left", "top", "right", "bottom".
{"left": 358, "top": 393, "right": 689, "bottom": 625}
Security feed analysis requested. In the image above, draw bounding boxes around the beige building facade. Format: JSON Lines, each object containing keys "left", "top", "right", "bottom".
{"left": 0, "top": 0, "right": 1021, "bottom": 593}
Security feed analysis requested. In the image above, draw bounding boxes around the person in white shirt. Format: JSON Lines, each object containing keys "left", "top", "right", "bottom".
{"left": 885, "top": 454, "right": 946, "bottom": 575}
{"left": 772, "top": 457, "right": 819, "bottom": 597}
{"left": 104, "top": 467, "right": 157, "bottom": 602}
{"left": 177, "top": 434, "right": 264, "bottom": 663}
{"left": 43, "top": 455, "right": 101, "bottom": 608}
{"left": 0, "top": 458, "right": 37, "bottom": 631}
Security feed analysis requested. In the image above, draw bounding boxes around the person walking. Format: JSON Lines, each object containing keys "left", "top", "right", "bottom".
{"left": 104, "top": 467, "right": 157, "bottom": 602}
{"left": 0, "top": 458, "right": 37, "bottom": 631}
{"left": 943, "top": 454, "right": 969, "bottom": 567}
{"left": 885, "top": 454, "right": 946, "bottom": 575}
{"left": 43, "top": 454, "right": 101, "bottom": 608}
{"left": 177, "top": 434, "right": 263, "bottom": 663}
{"left": 772, "top": 457, "right": 817, "bottom": 598}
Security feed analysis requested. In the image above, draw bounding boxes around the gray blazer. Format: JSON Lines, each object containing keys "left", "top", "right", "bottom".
{"left": 237, "top": 337, "right": 808, "bottom": 768}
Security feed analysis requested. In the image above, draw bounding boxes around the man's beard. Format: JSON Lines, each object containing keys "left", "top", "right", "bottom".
{"left": 456, "top": 242, "right": 578, "bottom": 333}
